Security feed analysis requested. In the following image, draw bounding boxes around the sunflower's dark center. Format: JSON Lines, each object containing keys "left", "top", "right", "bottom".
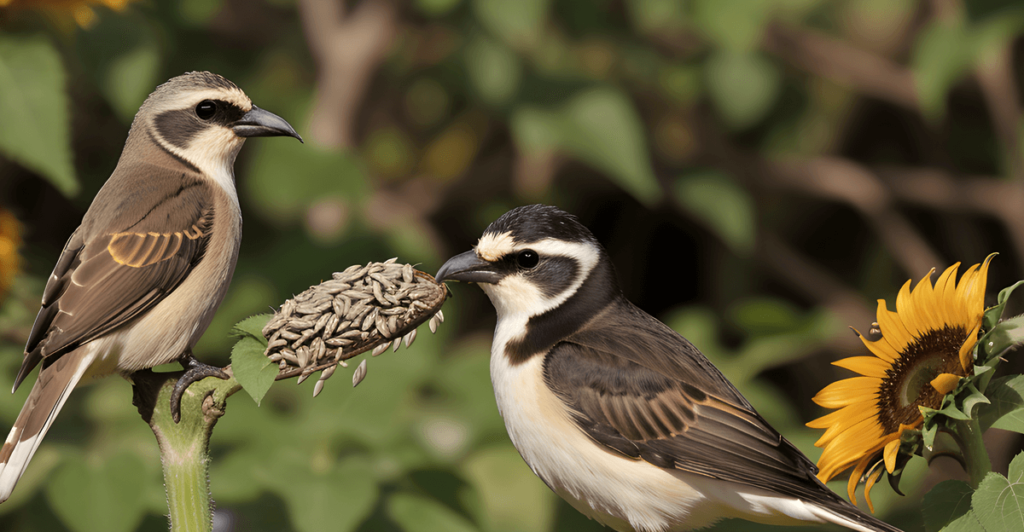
{"left": 876, "top": 325, "right": 971, "bottom": 433}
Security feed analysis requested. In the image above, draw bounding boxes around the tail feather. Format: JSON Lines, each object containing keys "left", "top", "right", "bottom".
{"left": 806, "top": 489, "right": 904, "bottom": 532}
{"left": 0, "top": 349, "right": 93, "bottom": 503}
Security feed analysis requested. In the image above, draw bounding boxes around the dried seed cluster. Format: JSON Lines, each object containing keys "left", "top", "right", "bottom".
{"left": 262, "top": 259, "right": 446, "bottom": 396}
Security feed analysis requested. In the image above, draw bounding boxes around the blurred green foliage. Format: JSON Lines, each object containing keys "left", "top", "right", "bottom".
{"left": 3, "top": 0, "right": 1024, "bottom": 531}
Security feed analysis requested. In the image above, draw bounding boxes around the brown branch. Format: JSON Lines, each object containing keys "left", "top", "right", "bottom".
{"left": 875, "top": 166, "right": 1024, "bottom": 270}
{"left": 763, "top": 157, "right": 944, "bottom": 275}
{"left": 762, "top": 22, "right": 919, "bottom": 110}
{"left": 758, "top": 233, "right": 872, "bottom": 351}
{"left": 298, "top": 0, "right": 398, "bottom": 148}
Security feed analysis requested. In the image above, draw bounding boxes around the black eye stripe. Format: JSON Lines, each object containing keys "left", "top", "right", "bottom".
{"left": 153, "top": 100, "right": 248, "bottom": 147}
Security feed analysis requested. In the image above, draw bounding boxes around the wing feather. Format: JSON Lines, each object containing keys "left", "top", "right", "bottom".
{"left": 544, "top": 299, "right": 843, "bottom": 506}
{"left": 16, "top": 175, "right": 215, "bottom": 391}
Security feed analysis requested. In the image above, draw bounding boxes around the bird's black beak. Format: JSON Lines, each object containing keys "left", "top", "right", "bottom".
{"left": 436, "top": 249, "right": 506, "bottom": 284}
{"left": 232, "top": 106, "right": 303, "bottom": 142}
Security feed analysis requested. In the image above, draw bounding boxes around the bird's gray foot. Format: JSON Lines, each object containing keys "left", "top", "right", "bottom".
{"left": 170, "top": 352, "right": 229, "bottom": 423}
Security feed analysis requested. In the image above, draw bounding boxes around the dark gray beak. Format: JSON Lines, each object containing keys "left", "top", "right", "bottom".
{"left": 232, "top": 106, "right": 302, "bottom": 142}
{"left": 436, "top": 250, "right": 506, "bottom": 284}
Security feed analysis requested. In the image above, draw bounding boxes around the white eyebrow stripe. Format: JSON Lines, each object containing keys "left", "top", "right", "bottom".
{"left": 476, "top": 231, "right": 516, "bottom": 261}
{"left": 527, "top": 239, "right": 600, "bottom": 275}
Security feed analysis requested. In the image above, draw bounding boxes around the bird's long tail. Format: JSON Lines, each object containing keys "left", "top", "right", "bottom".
{"left": 0, "top": 349, "right": 93, "bottom": 503}
{"left": 807, "top": 488, "right": 905, "bottom": 532}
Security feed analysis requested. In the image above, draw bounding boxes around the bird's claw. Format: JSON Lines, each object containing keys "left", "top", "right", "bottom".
{"left": 170, "top": 353, "right": 229, "bottom": 423}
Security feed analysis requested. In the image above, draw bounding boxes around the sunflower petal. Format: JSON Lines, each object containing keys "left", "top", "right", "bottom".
{"left": 832, "top": 356, "right": 891, "bottom": 378}
{"left": 930, "top": 373, "right": 960, "bottom": 395}
{"left": 959, "top": 324, "right": 981, "bottom": 372}
{"left": 812, "top": 377, "right": 880, "bottom": 409}
{"left": 875, "top": 302, "right": 914, "bottom": 354}
{"left": 883, "top": 438, "right": 901, "bottom": 473}
{"left": 864, "top": 463, "right": 885, "bottom": 514}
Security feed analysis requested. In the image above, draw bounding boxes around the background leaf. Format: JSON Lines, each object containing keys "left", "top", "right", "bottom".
{"left": 972, "top": 453, "right": 1024, "bottom": 532}
{"left": 0, "top": 35, "right": 76, "bottom": 196}
{"left": 978, "top": 375, "right": 1024, "bottom": 433}
{"left": 387, "top": 492, "right": 480, "bottom": 532}
{"left": 46, "top": 452, "right": 148, "bottom": 532}
{"left": 704, "top": 50, "right": 782, "bottom": 130}
{"left": 674, "top": 170, "right": 755, "bottom": 254}
{"left": 922, "top": 479, "right": 973, "bottom": 532}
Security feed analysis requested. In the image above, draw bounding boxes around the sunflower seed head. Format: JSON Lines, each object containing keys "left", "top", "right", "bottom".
{"left": 263, "top": 260, "right": 447, "bottom": 395}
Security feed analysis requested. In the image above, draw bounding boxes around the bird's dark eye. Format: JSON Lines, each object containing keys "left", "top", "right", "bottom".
{"left": 195, "top": 100, "right": 217, "bottom": 120}
{"left": 517, "top": 250, "right": 539, "bottom": 269}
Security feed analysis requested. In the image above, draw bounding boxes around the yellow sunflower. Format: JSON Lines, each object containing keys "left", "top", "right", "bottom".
{"left": 0, "top": 0, "right": 131, "bottom": 28}
{"left": 0, "top": 208, "right": 22, "bottom": 303}
{"left": 807, "top": 255, "right": 993, "bottom": 511}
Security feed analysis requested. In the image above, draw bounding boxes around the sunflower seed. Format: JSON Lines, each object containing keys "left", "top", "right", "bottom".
{"left": 404, "top": 329, "right": 417, "bottom": 348}
{"left": 436, "top": 310, "right": 444, "bottom": 323}
{"left": 352, "top": 359, "right": 368, "bottom": 387}
{"left": 279, "top": 330, "right": 300, "bottom": 341}
{"left": 326, "top": 337, "right": 352, "bottom": 347}
{"left": 296, "top": 346, "right": 310, "bottom": 367}
{"left": 402, "top": 264, "right": 414, "bottom": 283}
{"left": 297, "top": 372, "right": 310, "bottom": 385}
{"left": 428, "top": 314, "right": 438, "bottom": 333}
{"left": 372, "top": 343, "right": 389, "bottom": 356}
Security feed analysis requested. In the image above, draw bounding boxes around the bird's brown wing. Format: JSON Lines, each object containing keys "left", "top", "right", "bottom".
{"left": 546, "top": 301, "right": 897, "bottom": 531}
{"left": 18, "top": 175, "right": 215, "bottom": 390}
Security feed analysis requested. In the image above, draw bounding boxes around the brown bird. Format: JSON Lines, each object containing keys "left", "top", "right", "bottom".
{"left": 436, "top": 205, "right": 902, "bottom": 532}
{"left": 0, "top": 72, "right": 300, "bottom": 502}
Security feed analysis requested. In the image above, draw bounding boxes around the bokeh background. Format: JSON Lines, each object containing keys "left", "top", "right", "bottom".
{"left": 1, "top": 0, "right": 1023, "bottom": 531}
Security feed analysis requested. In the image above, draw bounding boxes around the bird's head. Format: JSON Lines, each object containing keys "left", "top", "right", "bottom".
{"left": 436, "top": 205, "right": 611, "bottom": 319}
{"left": 126, "top": 71, "right": 301, "bottom": 182}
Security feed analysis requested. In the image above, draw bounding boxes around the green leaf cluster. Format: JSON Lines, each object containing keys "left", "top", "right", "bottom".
{"left": 925, "top": 453, "right": 1024, "bottom": 532}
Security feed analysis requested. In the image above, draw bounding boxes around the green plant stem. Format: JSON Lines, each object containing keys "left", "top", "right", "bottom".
{"left": 955, "top": 417, "right": 992, "bottom": 488}
{"left": 133, "top": 370, "right": 242, "bottom": 532}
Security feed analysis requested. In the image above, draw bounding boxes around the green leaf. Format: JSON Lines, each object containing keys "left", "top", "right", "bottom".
{"left": 231, "top": 336, "right": 277, "bottom": 406}
{"left": 510, "top": 107, "right": 560, "bottom": 154}
{"left": 461, "top": 445, "right": 556, "bottom": 532}
{"left": 464, "top": 34, "right": 521, "bottom": 106}
{"left": 962, "top": 382, "right": 991, "bottom": 418}
{"left": 510, "top": 89, "right": 660, "bottom": 205}
{"left": 704, "top": 50, "right": 781, "bottom": 130}
{"left": 674, "top": 170, "right": 755, "bottom": 254}
{"left": 246, "top": 141, "right": 368, "bottom": 224}
{"left": 912, "top": 22, "right": 976, "bottom": 120}
{"left": 973, "top": 453, "right": 1024, "bottom": 532}
{"left": 103, "top": 45, "right": 160, "bottom": 122}
{"left": 692, "top": 0, "right": 770, "bottom": 51}
{"left": 0, "top": 35, "right": 77, "bottom": 196}
{"left": 626, "top": 0, "right": 687, "bottom": 34}
{"left": 979, "top": 375, "right": 1024, "bottom": 433}
{"left": 940, "top": 509, "right": 986, "bottom": 532}
{"left": 923, "top": 480, "right": 974, "bottom": 532}
{"left": 416, "top": 0, "right": 462, "bottom": 16}
{"left": 47, "top": 452, "right": 148, "bottom": 532}
{"left": 230, "top": 314, "right": 272, "bottom": 343}
{"left": 473, "top": 0, "right": 549, "bottom": 49}
{"left": 556, "top": 88, "right": 660, "bottom": 205}
{"left": 278, "top": 462, "right": 378, "bottom": 532}
{"left": 982, "top": 315, "right": 1024, "bottom": 363}
{"left": 984, "top": 279, "right": 1024, "bottom": 331}
{"left": 387, "top": 492, "right": 480, "bottom": 532}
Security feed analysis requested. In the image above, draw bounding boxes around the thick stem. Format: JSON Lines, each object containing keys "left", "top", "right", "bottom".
{"left": 132, "top": 370, "right": 242, "bottom": 532}
{"left": 955, "top": 417, "right": 992, "bottom": 488}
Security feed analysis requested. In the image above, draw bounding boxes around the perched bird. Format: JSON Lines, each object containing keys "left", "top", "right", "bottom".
{"left": 436, "top": 205, "right": 902, "bottom": 532}
{"left": 0, "top": 72, "right": 300, "bottom": 502}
